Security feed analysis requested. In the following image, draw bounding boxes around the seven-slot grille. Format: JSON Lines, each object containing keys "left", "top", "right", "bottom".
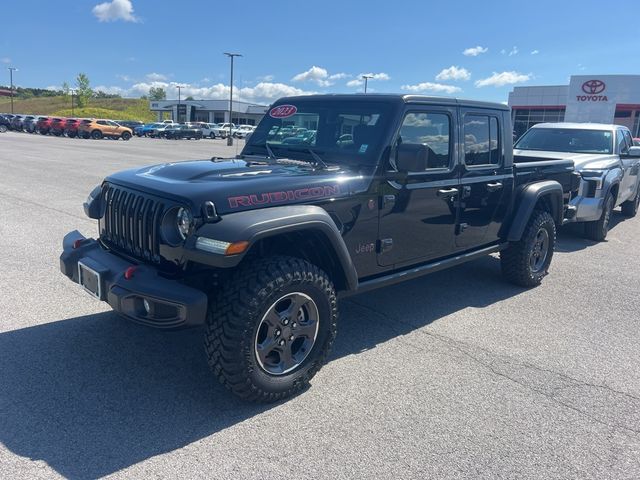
{"left": 101, "top": 184, "right": 165, "bottom": 263}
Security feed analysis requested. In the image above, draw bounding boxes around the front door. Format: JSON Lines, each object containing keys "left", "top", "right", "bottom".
{"left": 456, "top": 110, "right": 513, "bottom": 249}
{"left": 378, "top": 108, "right": 459, "bottom": 267}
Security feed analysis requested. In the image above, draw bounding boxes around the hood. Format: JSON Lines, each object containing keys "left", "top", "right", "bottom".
{"left": 514, "top": 149, "right": 620, "bottom": 171}
{"left": 105, "top": 157, "right": 368, "bottom": 215}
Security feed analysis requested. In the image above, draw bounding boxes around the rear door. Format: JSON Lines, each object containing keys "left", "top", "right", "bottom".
{"left": 377, "top": 107, "right": 460, "bottom": 267}
{"left": 456, "top": 109, "right": 513, "bottom": 249}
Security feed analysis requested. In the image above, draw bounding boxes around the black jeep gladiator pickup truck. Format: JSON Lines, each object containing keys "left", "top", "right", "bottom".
{"left": 60, "top": 94, "right": 576, "bottom": 401}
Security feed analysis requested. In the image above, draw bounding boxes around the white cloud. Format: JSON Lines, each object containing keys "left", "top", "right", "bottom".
{"left": 400, "top": 82, "right": 461, "bottom": 94}
{"left": 474, "top": 71, "right": 531, "bottom": 88}
{"left": 257, "top": 74, "right": 275, "bottom": 82}
{"left": 435, "top": 66, "right": 471, "bottom": 82}
{"left": 463, "top": 46, "right": 488, "bottom": 57}
{"left": 328, "top": 73, "right": 349, "bottom": 80}
{"left": 508, "top": 46, "right": 519, "bottom": 56}
{"left": 94, "top": 85, "right": 129, "bottom": 95}
{"left": 45, "top": 85, "right": 61, "bottom": 91}
{"left": 531, "top": 50, "right": 539, "bottom": 55}
{"left": 92, "top": 0, "right": 138, "bottom": 23}
{"left": 116, "top": 74, "right": 132, "bottom": 82}
{"left": 146, "top": 72, "right": 168, "bottom": 81}
{"left": 292, "top": 66, "right": 333, "bottom": 86}
{"left": 1, "top": 57, "right": 11, "bottom": 64}
{"left": 123, "top": 80, "right": 314, "bottom": 104}
{"left": 346, "top": 72, "right": 390, "bottom": 87}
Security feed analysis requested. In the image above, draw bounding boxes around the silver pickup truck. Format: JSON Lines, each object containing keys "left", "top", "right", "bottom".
{"left": 514, "top": 123, "right": 640, "bottom": 240}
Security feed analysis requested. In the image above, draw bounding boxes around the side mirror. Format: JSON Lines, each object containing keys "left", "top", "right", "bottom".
{"left": 396, "top": 143, "right": 428, "bottom": 172}
{"left": 625, "top": 146, "right": 640, "bottom": 158}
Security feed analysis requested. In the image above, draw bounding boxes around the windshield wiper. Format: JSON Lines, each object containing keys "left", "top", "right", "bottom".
{"left": 306, "top": 147, "right": 328, "bottom": 169}
{"left": 265, "top": 142, "right": 278, "bottom": 161}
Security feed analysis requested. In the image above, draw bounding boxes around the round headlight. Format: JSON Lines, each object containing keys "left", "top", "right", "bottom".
{"left": 176, "top": 207, "right": 193, "bottom": 239}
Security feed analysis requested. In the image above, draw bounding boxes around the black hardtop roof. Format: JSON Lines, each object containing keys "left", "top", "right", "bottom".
{"left": 276, "top": 93, "right": 509, "bottom": 111}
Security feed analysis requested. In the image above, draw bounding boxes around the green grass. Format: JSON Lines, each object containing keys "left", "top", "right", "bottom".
{"left": 0, "top": 96, "right": 157, "bottom": 121}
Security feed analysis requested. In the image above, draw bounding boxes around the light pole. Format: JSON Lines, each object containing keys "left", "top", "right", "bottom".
{"left": 176, "top": 85, "right": 183, "bottom": 122}
{"left": 69, "top": 88, "right": 76, "bottom": 116}
{"left": 224, "top": 52, "right": 242, "bottom": 146}
{"left": 8, "top": 67, "right": 17, "bottom": 114}
{"left": 362, "top": 74, "right": 373, "bottom": 94}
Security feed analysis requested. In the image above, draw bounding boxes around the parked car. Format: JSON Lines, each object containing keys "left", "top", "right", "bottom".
{"left": 233, "top": 124, "right": 256, "bottom": 139}
{"left": 36, "top": 116, "right": 53, "bottom": 134}
{"left": 49, "top": 117, "right": 68, "bottom": 136}
{"left": 60, "top": 94, "right": 577, "bottom": 402}
{"left": 148, "top": 123, "right": 178, "bottom": 138}
{"left": 10, "top": 115, "right": 26, "bottom": 131}
{"left": 23, "top": 116, "right": 40, "bottom": 133}
{"left": 0, "top": 114, "right": 9, "bottom": 132}
{"left": 134, "top": 123, "right": 162, "bottom": 137}
{"left": 213, "top": 122, "right": 235, "bottom": 138}
{"left": 63, "top": 118, "right": 81, "bottom": 138}
{"left": 116, "top": 120, "right": 144, "bottom": 131}
{"left": 163, "top": 124, "right": 204, "bottom": 140}
{"left": 78, "top": 119, "right": 133, "bottom": 140}
{"left": 187, "top": 122, "right": 216, "bottom": 138}
{"left": 515, "top": 122, "right": 640, "bottom": 240}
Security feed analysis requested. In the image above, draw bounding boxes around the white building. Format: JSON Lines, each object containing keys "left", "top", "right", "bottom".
{"left": 149, "top": 99, "right": 269, "bottom": 125}
{"left": 508, "top": 75, "right": 640, "bottom": 138}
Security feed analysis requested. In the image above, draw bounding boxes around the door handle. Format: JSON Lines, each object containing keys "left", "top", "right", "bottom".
{"left": 486, "top": 182, "right": 503, "bottom": 192}
{"left": 437, "top": 188, "right": 459, "bottom": 198}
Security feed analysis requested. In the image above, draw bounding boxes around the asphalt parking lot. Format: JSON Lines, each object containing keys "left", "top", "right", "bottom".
{"left": 1, "top": 131, "right": 639, "bottom": 479}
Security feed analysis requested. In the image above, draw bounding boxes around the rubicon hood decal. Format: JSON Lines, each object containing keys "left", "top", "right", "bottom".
{"left": 228, "top": 185, "right": 340, "bottom": 208}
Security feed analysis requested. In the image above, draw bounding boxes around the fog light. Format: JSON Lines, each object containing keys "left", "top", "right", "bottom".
{"left": 143, "top": 299, "right": 151, "bottom": 314}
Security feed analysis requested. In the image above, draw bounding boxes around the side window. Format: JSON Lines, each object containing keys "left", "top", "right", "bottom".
{"left": 617, "top": 129, "right": 629, "bottom": 154}
{"left": 397, "top": 112, "right": 451, "bottom": 170}
{"left": 464, "top": 114, "right": 501, "bottom": 166}
{"left": 97, "top": 120, "right": 107, "bottom": 126}
{"left": 623, "top": 130, "right": 634, "bottom": 151}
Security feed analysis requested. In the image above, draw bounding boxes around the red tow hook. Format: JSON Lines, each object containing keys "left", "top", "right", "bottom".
{"left": 124, "top": 266, "right": 138, "bottom": 280}
{"left": 72, "top": 239, "right": 85, "bottom": 249}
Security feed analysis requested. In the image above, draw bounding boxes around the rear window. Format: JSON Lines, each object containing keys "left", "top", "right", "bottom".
{"left": 515, "top": 128, "right": 613, "bottom": 154}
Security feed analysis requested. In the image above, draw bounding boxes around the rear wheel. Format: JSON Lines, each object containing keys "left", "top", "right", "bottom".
{"left": 205, "top": 255, "right": 338, "bottom": 402}
{"left": 209, "top": 132, "right": 215, "bottom": 139}
{"left": 621, "top": 187, "right": 640, "bottom": 218}
{"left": 501, "top": 210, "right": 556, "bottom": 287}
{"left": 91, "top": 130, "right": 103, "bottom": 140}
{"left": 0, "top": 125, "right": 7, "bottom": 133}
{"left": 585, "top": 192, "right": 614, "bottom": 241}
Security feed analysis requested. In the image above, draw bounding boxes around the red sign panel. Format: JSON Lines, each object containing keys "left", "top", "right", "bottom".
{"left": 269, "top": 104, "right": 297, "bottom": 119}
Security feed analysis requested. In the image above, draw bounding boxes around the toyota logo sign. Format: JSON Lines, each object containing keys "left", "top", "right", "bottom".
{"left": 581, "top": 79, "right": 606, "bottom": 94}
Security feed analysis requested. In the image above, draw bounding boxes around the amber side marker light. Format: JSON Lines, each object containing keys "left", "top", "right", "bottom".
{"left": 195, "top": 237, "right": 249, "bottom": 256}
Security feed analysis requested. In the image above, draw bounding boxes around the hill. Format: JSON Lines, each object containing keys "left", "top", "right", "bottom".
{"left": 0, "top": 96, "right": 158, "bottom": 121}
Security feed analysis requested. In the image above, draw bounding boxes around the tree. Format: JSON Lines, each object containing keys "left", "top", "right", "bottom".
{"left": 62, "top": 82, "right": 70, "bottom": 95}
{"left": 185, "top": 96, "right": 194, "bottom": 101}
{"left": 149, "top": 87, "right": 166, "bottom": 100}
{"left": 75, "top": 73, "right": 92, "bottom": 108}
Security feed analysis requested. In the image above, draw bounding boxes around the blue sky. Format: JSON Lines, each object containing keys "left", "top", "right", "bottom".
{"left": 1, "top": 0, "right": 638, "bottom": 104}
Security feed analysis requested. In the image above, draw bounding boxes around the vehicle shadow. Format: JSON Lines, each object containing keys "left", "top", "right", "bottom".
{"left": 0, "top": 256, "right": 525, "bottom": 479}
{"left": 556, "top": 211, "right": 628, "bottom": 253}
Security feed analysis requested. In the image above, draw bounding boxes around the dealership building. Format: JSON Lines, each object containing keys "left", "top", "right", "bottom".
{"left": 508, "top": 75, "right": 640, "bottom": 138}
{"left": 149, "top": 99, "right": 269, "bottom": 125}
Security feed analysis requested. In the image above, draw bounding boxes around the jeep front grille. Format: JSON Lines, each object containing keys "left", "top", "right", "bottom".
{"left": 101, "top": 184, "right": 165, "bottom": 263}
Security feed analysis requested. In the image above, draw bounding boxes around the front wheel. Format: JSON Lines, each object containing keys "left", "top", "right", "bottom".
{"left": 501, "top": 210, "right": 556, "bottom": 287}
{"left": 0, "top": 125, "right": 7, "bottom": 133}
{"left": 621, "top": 187, "right": 640, "bottom": 218}
{"left": 585, "top": 192, "right": 614, "bottom": 241}
{"left": 121, "top": 131, "right": 131, "bottom": 141}
{"left": 205, "top": 256, "right": 338, "bottom": 402}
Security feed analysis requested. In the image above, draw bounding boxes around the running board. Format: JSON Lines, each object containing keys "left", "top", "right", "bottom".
{"left": 341, "top": 243, "right": 508, "bottom": 298}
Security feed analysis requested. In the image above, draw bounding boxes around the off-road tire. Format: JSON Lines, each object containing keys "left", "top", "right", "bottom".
{"left": 621, "top": 188, "right": 640, "bottom": 218}
{"left": 585, "top": 192, "right": 614, "bottom": 241}
{"left": 501, "top": 210, "right": 556, "bottom": 287}
{"left": 204, "top": 255, "right": 338, "bottom": 402}
{"left": 121, "top": 131, "right": 131, "bottom": 141}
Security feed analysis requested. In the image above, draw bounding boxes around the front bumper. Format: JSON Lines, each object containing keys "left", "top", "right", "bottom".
{"left": 60, "top": 230, "right": 208, "bottom": 328}
{"left": 568, "top": 194, "right": 605, "bottom": 222}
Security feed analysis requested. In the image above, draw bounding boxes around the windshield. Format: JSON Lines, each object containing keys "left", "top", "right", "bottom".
{"left": 243, "top": 100, "right": 395, "bottom": 164}
{"left": 515, "top": 127, "right": 613, "bottom": 154}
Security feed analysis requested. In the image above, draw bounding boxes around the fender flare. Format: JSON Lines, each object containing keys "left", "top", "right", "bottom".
{"left": 601, "top": 168, "right": 623, "bottom": 202}
{"left": 507, "top": 180, "right": 564, "bottom": 242}
{"left": 184, "top": 205, "right": 358, "bottom": 292}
